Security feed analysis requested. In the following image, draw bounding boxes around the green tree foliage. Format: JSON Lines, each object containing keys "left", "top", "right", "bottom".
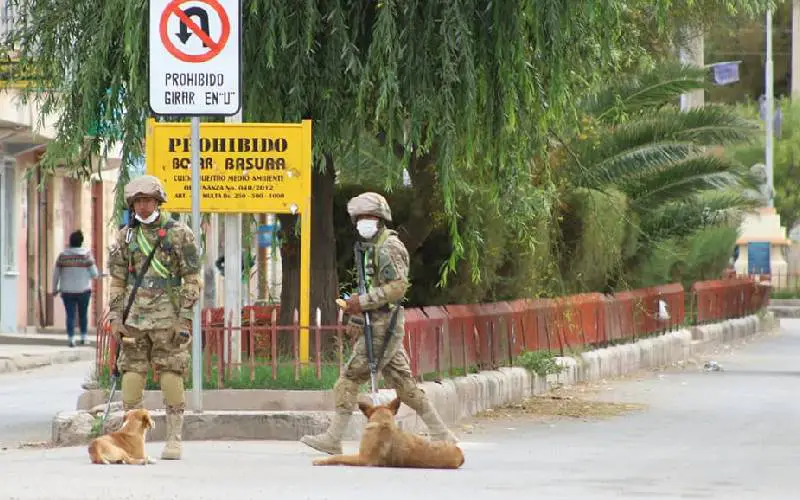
{"left": 3, "top": 0, "right": 773, "bottom": 308}
{"left": 632, "top": 224, "right": 740, "bottom": 290}
{"left": 728, "top": 97, "right": 800, "bottom": 233}
{"left": 628, "top": 0, "right": 773, "bottom": 55}
{"left": 557, "top": 188, "right": 629, "bottom": 292}
{"left": 704, "top": 0, "right": 789, "bottom": 104}
{"left": 4, "top": 0, "right": 645, "bottom": 284}
{"left": 552, "top": 63, "right": 761, "bottom": 292}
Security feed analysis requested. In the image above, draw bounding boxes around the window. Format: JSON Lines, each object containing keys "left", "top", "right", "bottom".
{"left": 2, "top": 162, "right": 15, "bottom": 271}
{"left": 1, "top": 0, "right": 15, "bottom": 41}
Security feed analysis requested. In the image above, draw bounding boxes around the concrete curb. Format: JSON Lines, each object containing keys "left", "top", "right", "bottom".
{"left": 76, "top": 388, "right": 338, "bottom": 412}
{"left": 768, "top": 300, "right": 800, "bottom": 318}
{"left": 0, "top": 347, "right": 95, "bottom": 374}
{"left": 52, "top": 312, "right": 779, "bottom": 446}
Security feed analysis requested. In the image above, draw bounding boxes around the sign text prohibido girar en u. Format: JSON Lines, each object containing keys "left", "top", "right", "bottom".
{"left": 149, "top": 0, "right": 241, "bottom": 116}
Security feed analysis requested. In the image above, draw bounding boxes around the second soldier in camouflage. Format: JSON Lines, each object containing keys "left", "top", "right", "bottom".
{"left": 300, "top": 192, "right": 458, "bottom": 455}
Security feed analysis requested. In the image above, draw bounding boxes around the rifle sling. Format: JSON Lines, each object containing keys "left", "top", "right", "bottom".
{"left": 113, "top": 228, "right": 166, "bottom": 378}
{"left": 374, "top": 303, "right": 401, "bottom": 369}
{"left": 123, "top": 233, "right": 165, "bottom": 324}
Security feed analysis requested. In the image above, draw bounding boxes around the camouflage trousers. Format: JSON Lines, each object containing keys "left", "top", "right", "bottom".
{"left": 335, "top": 309, "right": 432, "bottom": 415}
{"left": 117, "top": 325, "right": 190, "bottom": 376}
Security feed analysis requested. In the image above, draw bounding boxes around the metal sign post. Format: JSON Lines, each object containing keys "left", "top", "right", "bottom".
{"left": 190, "top": 117, "right": 202, "bottom": 409}
{"left": 149, "top": 0, "right": 242, "bottom": 413}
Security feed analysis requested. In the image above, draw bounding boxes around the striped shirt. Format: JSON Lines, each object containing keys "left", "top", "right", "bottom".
{"left": 53, "top": 248, "right": 99, "bottom": 294}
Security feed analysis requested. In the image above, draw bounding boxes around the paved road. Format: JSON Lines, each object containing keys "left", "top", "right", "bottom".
{"left": 0, "top": 321, "right": 794, "bottom": 499}
{"left": 0, "top": 359, "right": 92, "bottom": 449}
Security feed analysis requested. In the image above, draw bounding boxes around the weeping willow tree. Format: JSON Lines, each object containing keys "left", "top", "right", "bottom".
{"left": 3, "top": 0, "right": 773, "bottom": 318}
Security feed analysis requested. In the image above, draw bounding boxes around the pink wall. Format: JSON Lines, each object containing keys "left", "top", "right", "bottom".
{"left": 15, "top": 208, "right": 26, "bottom": 330}
{"left": 10, "top": 151, "right": 119, "bottom": 333}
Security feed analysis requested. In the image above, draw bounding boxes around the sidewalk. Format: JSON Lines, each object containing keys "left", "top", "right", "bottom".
{"left": 0, "top": 340, "right": 95, "bottom": 375}
{"left": 0, "top": 330, "right": 97, "bottom": 348}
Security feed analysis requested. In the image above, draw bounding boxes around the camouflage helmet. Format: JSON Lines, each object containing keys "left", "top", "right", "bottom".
{"left": 124, "top": 175, "right": 167, "bottom": 206}
{"left": 347, "top": 192, "right": 392, "bottom": 222}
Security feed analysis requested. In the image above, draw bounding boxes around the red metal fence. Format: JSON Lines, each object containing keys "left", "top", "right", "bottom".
{"left": 95, "top": 277, "right": 770, "bottom": 387}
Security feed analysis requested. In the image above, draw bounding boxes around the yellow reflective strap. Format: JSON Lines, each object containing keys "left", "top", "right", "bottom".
{"left": 136, "top": 228, "right": 170, "bottom": 279}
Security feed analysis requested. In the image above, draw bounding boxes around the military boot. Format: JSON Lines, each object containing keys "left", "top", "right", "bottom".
{"left": 300, "top": 410, "right": 352, "bottom": 455}
{"left": 161, "top": 406, "right": 184, "bottom": 460}
{"left": 420, "top": 405, "right": 459, "bottom": 443}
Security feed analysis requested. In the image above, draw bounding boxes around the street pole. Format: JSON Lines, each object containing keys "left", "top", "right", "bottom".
{"left": 224, "top": 109, "right": 243, "bottom": 365}
{"left": 766, "top": 9, "right": 775, "bottom": 208}
{"left": 267, "top": 213, "right": 278, "bottom": 300}
{"left": 190, "top": 116, "right": 203, "bottom": 412}
{"left": 793, "top": 0, "right": 800, "bottom": 98}
{"left": 679, "top": 26, "right": 705, "bottom": 111}
{"left": 148, "top": 0, "right": 241, "bottom": 409}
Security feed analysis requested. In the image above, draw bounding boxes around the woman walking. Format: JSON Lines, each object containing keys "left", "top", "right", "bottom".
{"left": 53, "top": 230, "right": 99, "bottom": 347}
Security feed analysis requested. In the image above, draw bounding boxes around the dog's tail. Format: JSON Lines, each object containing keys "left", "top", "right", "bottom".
{"left": 88, "top": 440, "right": 108, "bottom": 465}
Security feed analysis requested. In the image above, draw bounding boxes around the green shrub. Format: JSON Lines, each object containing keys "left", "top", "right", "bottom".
{"left": 516, "top": 350, "right": 565, "bottom": 377}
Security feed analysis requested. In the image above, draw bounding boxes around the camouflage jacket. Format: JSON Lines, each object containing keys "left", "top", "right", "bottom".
{"left": 107, "top": 216, "right": 203, "bottom": 330}
{"left": 356, "top": 228, "right": 409, "bottom": 313}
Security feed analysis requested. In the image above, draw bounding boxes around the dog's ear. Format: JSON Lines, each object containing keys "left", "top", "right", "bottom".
{"left": 141, "top": 413, "right": 153, "bottom": 429}
{"left": 388, "top": 397, "right": 401, "bottom": 415}
{"left": 357, "top": 401, "right": 373, "bottom": 417}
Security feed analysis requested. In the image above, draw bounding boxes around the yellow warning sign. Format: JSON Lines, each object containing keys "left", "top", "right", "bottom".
{"left": 145, "top": 118, "right": 312, "bottom": 214}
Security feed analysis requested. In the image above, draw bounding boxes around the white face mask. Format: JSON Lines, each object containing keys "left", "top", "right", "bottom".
{"left": 356, "top": 219, "right": 379, "bottom": 239}
{"left": 135, "top": 210, "right": 160, "bottom": 225}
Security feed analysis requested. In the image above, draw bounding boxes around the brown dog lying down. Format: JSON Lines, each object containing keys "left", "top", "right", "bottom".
{"left": 88, "top": 408, "right": 157, "bottom": 465}
{"left": 313, "top": 398, "right": 464, "bottom": 469}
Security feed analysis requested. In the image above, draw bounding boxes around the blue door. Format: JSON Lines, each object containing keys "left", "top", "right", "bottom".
{"left": 747, "top": 242, "right": 771, "bottom": 274}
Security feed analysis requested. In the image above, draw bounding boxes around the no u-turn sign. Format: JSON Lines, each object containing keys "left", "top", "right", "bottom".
{"left": 149, "top": 0, "right": 241, "bottom": 116}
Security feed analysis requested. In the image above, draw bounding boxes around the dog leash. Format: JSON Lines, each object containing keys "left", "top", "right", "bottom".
{"left": 100, "top": 378, "right": 119, "bottom": 425}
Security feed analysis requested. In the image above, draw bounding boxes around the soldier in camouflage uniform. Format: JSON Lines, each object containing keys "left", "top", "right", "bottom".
{"left": 300, "top": 192, "right": 457, "bottom": 455}
{"left": 107, "top": 175, "right": 202, "bottom": 461}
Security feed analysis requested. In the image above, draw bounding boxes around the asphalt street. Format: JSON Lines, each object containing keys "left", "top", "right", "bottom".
{"left": 0, "top": 358, "right": 92, "bottom": 449}
{"left": 0, "top": 320, "right": 795, "bottom": 499}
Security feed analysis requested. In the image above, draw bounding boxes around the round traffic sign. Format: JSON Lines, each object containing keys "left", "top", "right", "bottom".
{"left": 159, "top": 0, "right": 230, "bottom": 63}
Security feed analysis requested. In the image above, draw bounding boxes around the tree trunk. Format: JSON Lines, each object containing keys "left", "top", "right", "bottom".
{"left": 376, "top": 130, "right": 441, "bottom": 255}
{"left": 396, "top": 150, "right": 439, "bottom": 254}
{"left": 310, "top": 154, "right": 339, "bottom": 325}
{"left": 278, "top": 155, "right": 339, "bottom": 331}
{"left": 278, "top": 214, "right": 300, "bottom": 327}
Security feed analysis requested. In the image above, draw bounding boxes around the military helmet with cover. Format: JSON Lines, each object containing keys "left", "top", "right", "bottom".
{"left": 124, "top": 175, "right": 167, "bottom": 206}
{"left": 347, "top": 192, "right": 392, "bottom": 223}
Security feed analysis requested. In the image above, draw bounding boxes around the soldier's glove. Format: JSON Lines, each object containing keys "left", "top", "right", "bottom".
{"left": 110, "top": 319, "right": 127, "bottom": 344}
{"left": 345, "top": 316, "right": 364, "bottom": 339}
{"left": 344, "top": 295, "right": 362, "bottom": 315}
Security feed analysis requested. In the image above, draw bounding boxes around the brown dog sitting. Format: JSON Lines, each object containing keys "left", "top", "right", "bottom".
{"left": 88, "top": 408, "right": 157, "bottom": 465}
{"left": 312, "top": 397, "right": 464, "bottom": 469}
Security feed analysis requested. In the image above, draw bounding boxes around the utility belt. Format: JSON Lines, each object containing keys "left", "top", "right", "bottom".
{"left": 375, "top": 304, "right": 398, "bottom": 314}
{"left": 368, "top": 304, "right": 402, "bottom": 315}
{"left": 127, "top": 275, "right": 182, "bottom": 289}
{"left": 351, "top": 304, "right": 403, "bottom": 324}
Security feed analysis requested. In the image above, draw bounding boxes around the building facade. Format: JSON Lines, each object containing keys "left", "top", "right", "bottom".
{"left": 0, "top": 91, "right": 122, "bottom": 333}
{"left": 0, "top": 0, "right": 123, "bottom": 332}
